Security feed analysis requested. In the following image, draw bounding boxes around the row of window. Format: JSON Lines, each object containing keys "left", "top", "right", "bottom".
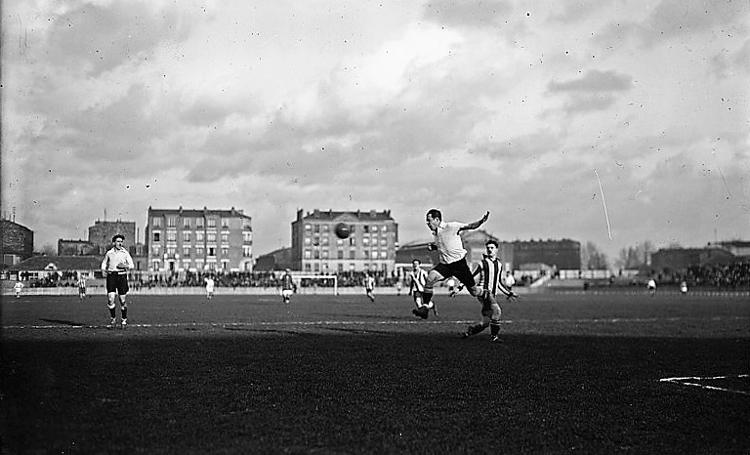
{"left": 153, "top": 231, "right": 253, "bottom": 243}
{"left": 152, "top": 216, "right": 251, "bottom": 230}
{"left": 151, "top": 245, "right": 253, "bottom": 257}
{"left": 303, "top": 263, "right": 389, "bottom": 272}
{"left": 304, "top": 223, "right": 389, "bottom": 233}
{"left": 304, "top": 250, "right": 390, "bottom": 259}
{"left": 151, "top": 260, "right": 250, "bottom": 271}
{"left": 303, "top": 236, "right": 388, "bottom": 247}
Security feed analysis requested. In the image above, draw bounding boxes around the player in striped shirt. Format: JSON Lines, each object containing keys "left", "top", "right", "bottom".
{"left": 460, "top": 239, "right": 518, "bottom": 342}
{"left": 408, "top": 259, "right": 437, "bottom": 317}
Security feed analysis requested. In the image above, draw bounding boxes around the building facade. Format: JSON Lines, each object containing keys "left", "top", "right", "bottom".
{"left": 512, "top": 238, "right": 581, "bottom": 270}
{"left": 89, "top": 220, "right": 137, "bottom": 255}
{"left": 1, "top": 219, "right": 34, "bottom": 266}
{"left": 291, "top": 209, "right": 398, "bottom": 274}
{"left": 146, "top": 206, "right": 253, "bottom": 274}
{"left": 58, "top": 239, "right": 98, "bottom": 256}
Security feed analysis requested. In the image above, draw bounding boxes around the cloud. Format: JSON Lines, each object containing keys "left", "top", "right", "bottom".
{"left": 548, "top": 69, "right": 633, "bottom": 93}
{"left": 422, "top": 0, "right": 514, "bottom": 29}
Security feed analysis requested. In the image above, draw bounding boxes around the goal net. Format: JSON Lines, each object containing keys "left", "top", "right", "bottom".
{"left": 293, "top": 274, "right": 338, "bottom": 295}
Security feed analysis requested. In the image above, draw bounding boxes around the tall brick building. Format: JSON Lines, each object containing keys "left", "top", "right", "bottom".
{"left": 146, "top": 207, "right": 253, "bottom": 274}
{"left": 1, "top": 219, "right": 34, "bottom": 266}
{"left": 291, "top": 209, "right": 398, "bottom": 274}
{"left": 89, "top": 220, "right": 137, "bottom": 255}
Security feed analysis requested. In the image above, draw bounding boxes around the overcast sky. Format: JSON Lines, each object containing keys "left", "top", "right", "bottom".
{"left": 2, "top": 0, "right": 748, "bottom": 262}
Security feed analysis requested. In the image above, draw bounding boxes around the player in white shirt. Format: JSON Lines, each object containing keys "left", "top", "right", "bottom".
{"left": 647, "top": 278, "right": 657, "bottom": 297}
{"left": 504, "top": 270, "right": 516, "bottom": 297}
{"left": 365, "top": 273, "right": 376, "bottom": 302}
{"left": 413, "top": 209, "right": 489, "bottom": 319}
{"left": 204, "top": 276, "right": 215, "bottom": 301}
{"left": 101, "top": 234, "right": 134, "bottom": 328}
{"left": 13, "top": 281, "right": 24, "bottom": 299}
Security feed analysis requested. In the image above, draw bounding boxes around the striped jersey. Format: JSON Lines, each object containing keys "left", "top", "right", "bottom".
{"left": 476, "top": 257, "right": 505, "bottom": 296}
{"left": 409, "top": 268, "right": 427, "bottom": 293}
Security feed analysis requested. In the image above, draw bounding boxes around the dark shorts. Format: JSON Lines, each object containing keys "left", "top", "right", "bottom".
{"left": 433, "top": 258, "right": 475, "bottom": 289}
{"left": 412, "top": 290, "right": 424, "bottom": 302}
{"left": 106, "top": 274, "right": 129, "bottom": 295}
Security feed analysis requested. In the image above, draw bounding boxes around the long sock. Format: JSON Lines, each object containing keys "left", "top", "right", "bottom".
{"left": 490, "top": 321, "right": 500, "bottom": 336}
{"left": 109, "top": 307, "right": 116, "bottom": 318}
{"left": 121, "top": 306, "right": 128, "bottom": 320}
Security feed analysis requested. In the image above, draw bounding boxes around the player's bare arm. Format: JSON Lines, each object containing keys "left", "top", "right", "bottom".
{"left": 458, "top": 211, "right": 490, "bottom": 233}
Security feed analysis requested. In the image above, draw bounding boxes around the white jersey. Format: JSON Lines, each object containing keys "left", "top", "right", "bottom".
{"left": 14, "top": 282, "right": 24, "bottom": 292}
{"left": 101, "top": 247, "right": 134, "bottom": 274}
{"left": 647, "top": 279, "right": 656, "bottom": 289}
{"left": 205, "top": 278, "right": 215, "bottom": 292}
{"left": 504, "top": 273, "right": 516, "bottom": 288}
{"left": 433, "top": 221, "right": 467, "bottom": 264}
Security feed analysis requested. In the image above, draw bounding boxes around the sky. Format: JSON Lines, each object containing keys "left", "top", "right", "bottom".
{"left": 2, "top": 0, "right": 749, "bottom": 264}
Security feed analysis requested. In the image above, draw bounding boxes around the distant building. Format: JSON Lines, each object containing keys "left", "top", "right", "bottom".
{"left": 512, "top": 239, "right": 581, "bottom": 270}
{"left": 8, "top": 255, "right": 103, "bottom": 281}
{"left": 88, "top": 220, "right": 137, "bottom": 255}
{"left": 291, "top": 209, "right": 398, "bottom": 274}
{"left": 57, "top": 239, "right": 98, "bottom": 256}
{"left": 651, "top": 246, "right": 737, "bottom": 273}
{"left": 1, "top": 219, "right": 34, "bottom": 266}
{"left": 254, "top": 247, "right": 293, "bottom": 271}
{"left": 146, "top": 206, "right": 253, "bottom": 274}
{"left": 711, "top": 240, "right": 750, "bottom": 258}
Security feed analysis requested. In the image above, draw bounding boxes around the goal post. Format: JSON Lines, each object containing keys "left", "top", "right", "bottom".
{"left": 293, "top": 274, "right": 338, "bottom": 295}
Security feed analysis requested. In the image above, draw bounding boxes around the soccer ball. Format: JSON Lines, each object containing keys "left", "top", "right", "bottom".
{"left": 334, "top": 223, "right": 351, "bottom": 239}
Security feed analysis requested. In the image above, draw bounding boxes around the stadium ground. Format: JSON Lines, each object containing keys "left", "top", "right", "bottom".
{"left": 2, "top": 293, "right": 749, "bottom": 454}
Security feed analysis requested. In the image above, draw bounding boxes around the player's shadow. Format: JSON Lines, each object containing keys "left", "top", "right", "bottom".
{"left": 39, "top": 318, "right": 85, "bottom": 327}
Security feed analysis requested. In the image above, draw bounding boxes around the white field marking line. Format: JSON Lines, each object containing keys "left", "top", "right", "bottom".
{"left": 659, "top": 374, "right": 750, "bottom": 396}
{"left": 3, "top": 316, "right": 749, "bottom": 331}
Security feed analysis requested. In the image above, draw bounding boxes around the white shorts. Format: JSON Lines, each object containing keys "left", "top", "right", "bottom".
{"left": 282, "top": 289, "right": 293, "bottom": 298}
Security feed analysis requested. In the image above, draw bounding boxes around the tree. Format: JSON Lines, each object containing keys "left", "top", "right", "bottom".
{"left": 614, "top": 241, "right": 655, "bottom": 269}
{"left": 36, "top": 243, "right": 57, "bottom": 256}
{"left": 581, "top": 241, "right": 609, "bottom": 270}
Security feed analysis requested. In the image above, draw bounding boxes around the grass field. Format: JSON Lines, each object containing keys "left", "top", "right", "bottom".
{"left": 2, "top": 292, "right": 749, "bottom": 454}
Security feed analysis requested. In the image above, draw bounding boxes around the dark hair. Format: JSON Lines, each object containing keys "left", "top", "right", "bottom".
{"left": 112, "top": 234, "right": 125, "bottom": 242}
{"left": 426, "top": 209, "right": 442, "bottom": 220}
{"left": 412, "top": 258, "right": 421, "bottom": 264}
{"left": 485, "top": 239, "right": 499, "bottom": 248}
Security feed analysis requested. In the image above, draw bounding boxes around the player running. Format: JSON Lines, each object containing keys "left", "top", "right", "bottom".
{"left": 77, "top": 275, "right": 87, "bottom": 300}
{"left": 409, "top": 259, "right": 437, "bottom": 317}
{"left": 13, "top": 280, "right": 24, "bottom": 299}
{"left": 204, "top": 275, "right": 215, "bottom": 301}
{"left": 281, "top": 269, "right": 297, "bottom": 304}
{"left": 413, "top": 209, "right": 489, "bottom": 319}
{"left": 460, "top": 239, "right": 518, "bottom": 342}
{"left": 365, "top": 272, "right": 376, "bottom": 302}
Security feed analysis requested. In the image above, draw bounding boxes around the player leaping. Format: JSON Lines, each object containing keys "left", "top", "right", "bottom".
{"left": 413, "top": 209, "right": 489, "bottom": 319}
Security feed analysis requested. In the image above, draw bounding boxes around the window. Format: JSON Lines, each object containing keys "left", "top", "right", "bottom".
{"left": 207, "top": 233, "right": 216, "bottom": 242}
{"left": 337, "top": 250, "right": 344, "bottom": 259}
{"left": 221, "top": 247, "right": 229, "bottom": 256}
{"left": 304, "top": 237, "right": 311, "bottom": 246}
{"left": 243, "top": 246, "right": 252, "bottom": 257}
{"left": 322, "top": 224, "right": 329, "bottom": 232}
{"left": 243, "top": 219, "right": 252, "bottom": 230}
{"left": 336, "top": 239, "right": 343, "bottom": 246}
{"left": 243, "top": 231, "right": 253, "bottom": 242}
{"left": 381, "top": 249, "right": 388, "bottom": 259}
{"left": 371, "top": 251, "right": 378, "bottom": 259}
{"left": 304, "top": 224, "right": 311, "bottom": 231}
{"left": 167, "top": 216, "right": 176, "bottom": 228}
{"left": 196, "top": 218, "right": 204, "bottom": 229}
{"left": 153, "top": 232, "right": 161, "bottom": 242}
{"left": 314, "top": 250, "right": 320, "bottom": 259}
{"left": 182, "top": 231, "right": 191, "bottom": 242}
{"left": 152, "top": 245, "right": 160, "bottom": 255}
{"left": 349, "top": 237, "right": 356, "bottom": 246}
{"left": 372, "top": 225, "right": 379, "bottom": 232}
{"left": 350, "top": 250, "right": 356, "bottom": 259}
{"left": 166, "top": 246, "right": 176, "bottom": 256}
{"left": 363, "top": 225, "right": 369, "bottom": 233}
{"left": 183, "top": 218, "right": 191, "bottom": 229}
{"left": 363, "top": 237, "right": 370, "bottom": 246}
{"left": 208, "top": 247, "right": 216, "bottom": 257}
{"left": 182, "top": 247, "right": 191, "bottom": 257}
{"left": 304, "top": 263, "right": 311, "bottom": 272}
{"left": 195, "top": 259, "right": 204, "bottom": 270}
{"left": 167, "top": 231, "right": 176, "bottom": 241}
{"left": 152, "top": 217, "right": 162, "bottom": 227}
{"left": 338, "top": 264, "right": 344, "bottom": 273}
{"left": 381, "top": 225, "right": 387, "bottom": 232}
{"left": 322, "top": 250, "right": 329, "bottom": 259}
{"left": 314, "top": 224, "right": 320, "bottom": 233}
{"left": 221, "top": 233, "right": 229, "bottom": 243}
{"left": 221, "top": 218, "right": 229, "bottom": 228}
{"left": 196, "top": 247, "right": 204, "bottom": 256}
{"left": 380, "top": 239, "right": 388, "bottom": 246}
{"left": 196, "top": 231, "right": 204, "bottom": 242}
{"left": 363, "top": 250, "right": 370, "bottom": 259}
{"left": 207, "top": 218, "right": 216, "bottom": 228}
{"left": 314, "top": 263, "right": 320, "bottom": 272}
{"left": 321, "top": 237, "right": 329, "bottom": 246}
{"left": 304, "top": 250, "right": 311, "bottom": 259}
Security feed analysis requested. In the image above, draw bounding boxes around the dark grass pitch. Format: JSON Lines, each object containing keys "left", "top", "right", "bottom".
{"left": 2, "top": 293, "right": 749, "bottom": 454}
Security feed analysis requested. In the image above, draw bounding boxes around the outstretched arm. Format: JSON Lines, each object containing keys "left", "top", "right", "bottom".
{"left": 458, "top": 211, "right": 490, "bottom": 233}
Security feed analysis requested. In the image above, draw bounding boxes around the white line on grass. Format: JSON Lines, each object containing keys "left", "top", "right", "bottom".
{"left": 3, "top": 316, "right": 748, "bottom": 331}
{"left": 659, "top": 374, "right": 750, "bottom": 396}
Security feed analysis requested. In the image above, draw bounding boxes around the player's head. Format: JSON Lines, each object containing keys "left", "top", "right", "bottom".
{"left": 412, "top": 259, "right": 421, "bottom": 269}
{"left": 112, "top": 234, "right": 125, "bottom": 246}
{"left": 485, "top": 239, "right": 498, "bottom": 258}
{"left": 425, "top": 209, "right": 442, "bottom": 230}
{"left": 285, "top": 268, "right": 291, "bottom": 274}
